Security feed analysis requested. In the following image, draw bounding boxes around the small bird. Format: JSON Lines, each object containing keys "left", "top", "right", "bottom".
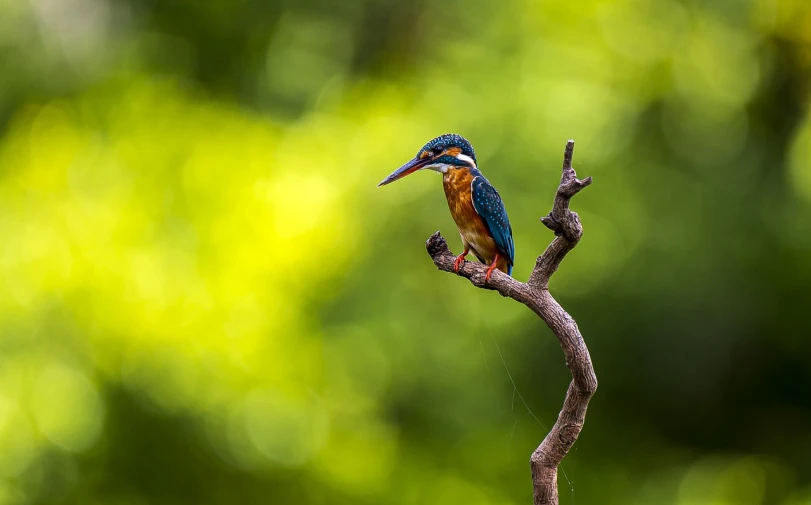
{"left": 378, "top": 133, "right": 514, "bottom": 281}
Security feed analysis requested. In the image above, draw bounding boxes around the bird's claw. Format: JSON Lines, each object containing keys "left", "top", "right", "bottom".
{"left": 453, "top": 254, "right": 466, "bottom": 273}
{"left": 484, "top": 255, "right": 500, "bottom": 283}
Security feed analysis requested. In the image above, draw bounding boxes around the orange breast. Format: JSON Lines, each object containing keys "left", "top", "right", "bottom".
{"left": 443, "top": 169, "right": 502, "bottom": 267}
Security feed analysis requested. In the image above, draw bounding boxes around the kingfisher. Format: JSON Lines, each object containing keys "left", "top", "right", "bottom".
{"left": 378, "top": 133, "right": 514, "bottom": 281}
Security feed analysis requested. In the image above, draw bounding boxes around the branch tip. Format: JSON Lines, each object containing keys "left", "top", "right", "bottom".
{"left": 426, "top": 231, "right": 448, "bottom": 256}
{"left": 562, "top": 140, "right": 575, "bottom": 171}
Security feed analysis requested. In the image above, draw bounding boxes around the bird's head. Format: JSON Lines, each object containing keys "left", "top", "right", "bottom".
{"left": 378, "top": 133, "right": 477, "bottom": 187}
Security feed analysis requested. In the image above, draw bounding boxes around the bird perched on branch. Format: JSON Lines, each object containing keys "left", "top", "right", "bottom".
{"left": 378, "top": 133, "right": 514, "bottom": 281}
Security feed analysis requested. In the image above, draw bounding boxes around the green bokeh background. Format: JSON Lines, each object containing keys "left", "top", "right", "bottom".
{"left": 2, "top": 0, "right": 811, "bottom": 503}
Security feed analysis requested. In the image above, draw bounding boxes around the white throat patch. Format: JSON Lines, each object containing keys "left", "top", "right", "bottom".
{"left": 424, "top": 163, "right": 452, "bottom": 174}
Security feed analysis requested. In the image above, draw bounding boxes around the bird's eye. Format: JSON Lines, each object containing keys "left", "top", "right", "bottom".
{"left": 431, "top": 146, "right": 443, "bottom": 155}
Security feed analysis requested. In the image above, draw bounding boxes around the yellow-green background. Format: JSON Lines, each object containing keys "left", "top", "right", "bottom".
{"left": 2, "top": 0, "right": 811, "bottom": 503}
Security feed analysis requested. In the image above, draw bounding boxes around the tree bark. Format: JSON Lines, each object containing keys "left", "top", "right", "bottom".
{"left": 424, "top": 140, "right": 597, "bottom": 505}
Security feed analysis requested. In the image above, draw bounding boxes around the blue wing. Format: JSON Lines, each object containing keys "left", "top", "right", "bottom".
{"left": 471, "top": 175, "right": 515, "bottom": 275}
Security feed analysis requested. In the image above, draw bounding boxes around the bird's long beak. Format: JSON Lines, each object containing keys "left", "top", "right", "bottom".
{"left": 378, "top": 156, "right": 432, "bottom": 187}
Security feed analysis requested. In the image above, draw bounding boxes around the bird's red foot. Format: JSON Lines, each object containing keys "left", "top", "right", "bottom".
{"left": 453, "top": 254, "right": 466, "bottom": 273}
{"left": 453, "top": 248, "right": 469, "bottom": 273}
{"left": 484, "top": 254, "right": 501, "bottom": 282}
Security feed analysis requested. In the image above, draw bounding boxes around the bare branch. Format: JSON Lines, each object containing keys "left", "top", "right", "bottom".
{"left": 425, "top": 139, "right": 597, "bottom": 505}
{"left": 527, "top": 140, "right": 593, "bottom": 290}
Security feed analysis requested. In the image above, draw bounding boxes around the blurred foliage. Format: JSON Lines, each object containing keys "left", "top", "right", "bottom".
{"left": 1, "top": 0, "right": 811, "bottom": 503}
